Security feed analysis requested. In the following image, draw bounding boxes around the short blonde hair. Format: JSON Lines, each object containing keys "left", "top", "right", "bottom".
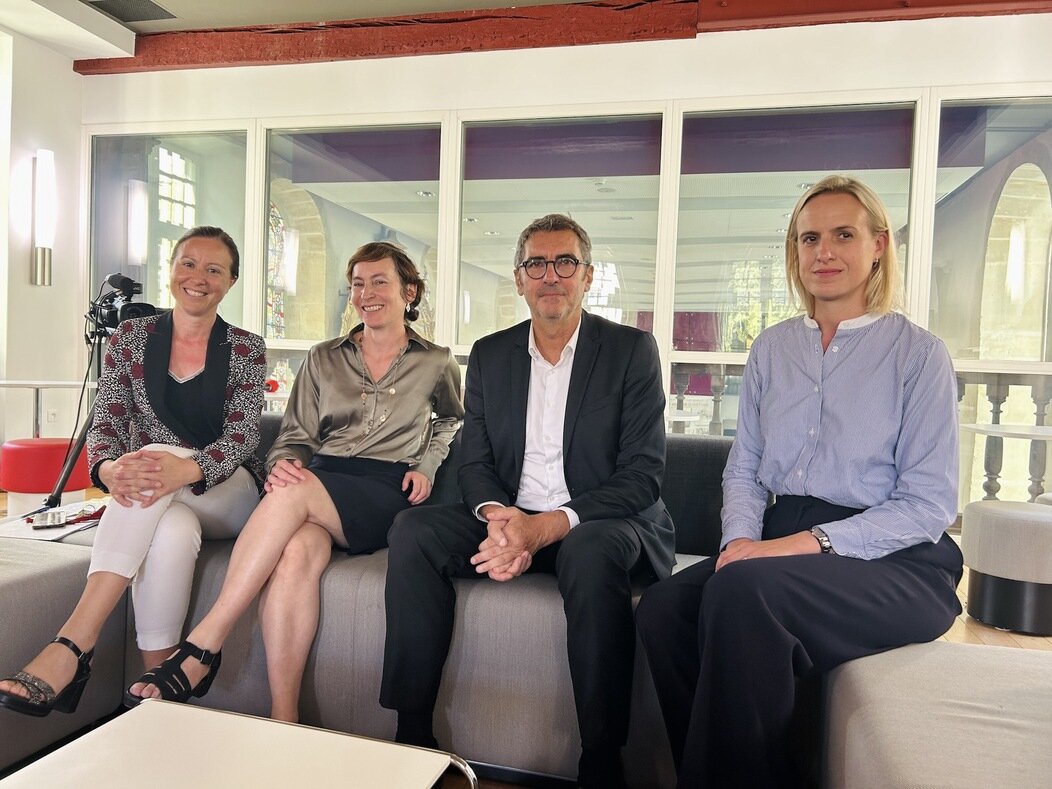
{"left": 784, "top": 174, "right": 902, "bottom": 316}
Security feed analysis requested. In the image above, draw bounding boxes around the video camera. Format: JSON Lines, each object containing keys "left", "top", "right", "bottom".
{"left": 86, "top": 273, "right": 157, "bottom": 340}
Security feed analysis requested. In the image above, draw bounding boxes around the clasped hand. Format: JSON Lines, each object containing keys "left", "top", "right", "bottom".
{"left": 470, "top": 507, "right": 569, "bottom": 582}
{"left": 101, "top": 450, "right": 200, "bottom": 508}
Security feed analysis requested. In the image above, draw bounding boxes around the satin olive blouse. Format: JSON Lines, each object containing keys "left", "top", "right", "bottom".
{"left": 267, "top": 325, "right": 464, "bottom": 481}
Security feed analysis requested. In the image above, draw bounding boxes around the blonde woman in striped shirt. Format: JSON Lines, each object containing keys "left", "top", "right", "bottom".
{"left": 637, "top": 175, "right": 964, "bottom": 789}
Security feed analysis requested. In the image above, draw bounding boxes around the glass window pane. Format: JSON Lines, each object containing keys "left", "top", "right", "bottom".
{"left": 459, "top": 116, "right": 662, "bottom": 346}
{"left": 669, "top": 362, "right": 744, "bottom": 436}
{"left": 265, "top": 126, "right": 441, "bottom": 344}
{"left": 932, "top": 100, "right": 1052, "bottom": 363}
{"left": 90, "top": 132, "right": 248, "bottom": 328}
{"left": 676, "top": 107, "right": 914, "bottom": 352}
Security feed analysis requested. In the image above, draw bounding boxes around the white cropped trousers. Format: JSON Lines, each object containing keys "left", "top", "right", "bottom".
{"left": 87, "top": 444, "right": 259, "bottom": 650}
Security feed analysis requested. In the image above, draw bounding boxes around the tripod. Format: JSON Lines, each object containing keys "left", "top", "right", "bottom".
{"left": 19, "top": 329, "right": 108, "bottom": 518}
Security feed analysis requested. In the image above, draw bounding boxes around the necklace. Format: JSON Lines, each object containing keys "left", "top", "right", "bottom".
{"left": 358, "top": 335, "right": 407, "bottom": 435}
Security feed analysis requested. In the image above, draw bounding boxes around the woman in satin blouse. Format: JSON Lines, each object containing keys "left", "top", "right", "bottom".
{"left": 126, "top": 241, "right": 464, "bottom": 720}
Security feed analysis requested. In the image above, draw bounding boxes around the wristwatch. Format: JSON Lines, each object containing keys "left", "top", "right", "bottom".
{"left": 810, "top": 526, "right": 835, "bottom": 554}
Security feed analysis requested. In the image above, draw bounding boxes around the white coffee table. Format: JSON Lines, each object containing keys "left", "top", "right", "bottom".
{"left": 2, "top": 700, "right": 477, "bottom": 787}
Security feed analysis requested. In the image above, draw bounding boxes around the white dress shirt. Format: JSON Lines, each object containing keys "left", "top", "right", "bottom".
{"left": 474, "top": 320, "right": 581, "bottom": 528}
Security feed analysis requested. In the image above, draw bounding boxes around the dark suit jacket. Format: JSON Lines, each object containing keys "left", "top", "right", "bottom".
{"left": 458, "top": 311, "right": 675, "bottom": 578}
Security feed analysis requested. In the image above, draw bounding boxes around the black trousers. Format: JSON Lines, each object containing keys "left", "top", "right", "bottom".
{"left": 635, "top": 496, "right": 963, "bottom": 789}
{"left": 379, "top": 502, "right": 646, "bottom": 749}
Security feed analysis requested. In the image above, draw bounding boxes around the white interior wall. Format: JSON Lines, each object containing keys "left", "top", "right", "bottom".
{"left": 3, "top": 30, "right": 85, "bottom": 441}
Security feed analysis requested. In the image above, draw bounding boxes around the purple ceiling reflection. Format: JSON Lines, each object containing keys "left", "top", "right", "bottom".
{"left": 464, "top": 117, "right": 663, "bottom": 180}
{"left": 681, "top": 108, "right": 916, "bottom": 174}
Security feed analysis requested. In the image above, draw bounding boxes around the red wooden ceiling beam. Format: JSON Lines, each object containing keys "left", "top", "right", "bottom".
{"left": 73, "top": 0, "right": 698, "bottom": 75}
{"left": 72, "top": 0, "right": 1052, "bottom": 75}
{"left": 697, "top": 0, "right": 1052, "bottom": 32}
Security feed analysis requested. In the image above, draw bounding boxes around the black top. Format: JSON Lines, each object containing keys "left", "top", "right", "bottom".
{"left": 165, "top": 371, "right": 221, "bottom": 449}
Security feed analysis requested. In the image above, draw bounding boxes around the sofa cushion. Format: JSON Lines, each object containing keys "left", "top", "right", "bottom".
{"left": 663, "top": 434, "right": 731, "bottom": 556}
{"left": 824, "top": 640, "right": 1052, "bottom": 789}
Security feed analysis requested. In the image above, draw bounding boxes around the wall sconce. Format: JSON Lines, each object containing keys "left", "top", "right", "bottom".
{"left": 31, "top": 148, "right": 57, "bottom": 286}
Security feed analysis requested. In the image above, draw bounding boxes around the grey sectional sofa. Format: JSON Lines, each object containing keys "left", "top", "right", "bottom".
{"left": 4, "top": 413, "right": 1051, "bottom": 787}
{"left": 1, "top": 414, "right": 729, "bottom": 785}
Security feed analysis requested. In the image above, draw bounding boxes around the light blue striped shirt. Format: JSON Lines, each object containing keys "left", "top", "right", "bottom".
{"left": 721, "top": 312, "right": 959, "bottom": 560}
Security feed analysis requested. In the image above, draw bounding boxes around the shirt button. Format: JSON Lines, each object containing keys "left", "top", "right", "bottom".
{"left": 808, "top": 428, "right": 815, "bottom": 436}
{"left": 813, "top": 385, "right": 819, "bottom": 393}
{"left": 797, "top": 469, "right": 803, "bottom": 477}
{"left": 831, "top": 345, "right": 839, "bottom": 353}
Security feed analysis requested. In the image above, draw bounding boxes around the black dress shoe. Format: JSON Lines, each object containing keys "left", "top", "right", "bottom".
{"left": 578, "top": 746, "right": 627, "bottom": 789}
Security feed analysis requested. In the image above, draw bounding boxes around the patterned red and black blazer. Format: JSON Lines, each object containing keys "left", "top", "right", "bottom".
{"left": 87, "top": 311, "right": 267, "bottom": 496}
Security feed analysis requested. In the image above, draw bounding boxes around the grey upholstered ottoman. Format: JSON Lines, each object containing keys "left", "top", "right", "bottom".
{"left": 0, "top": 538, "right": 127, "bottom": 772}
{"left": 824, "top": 640, "right": 1052, "bottom": 789}
{"left": 961, "top": 500, "right": 1052, "bottom": 635}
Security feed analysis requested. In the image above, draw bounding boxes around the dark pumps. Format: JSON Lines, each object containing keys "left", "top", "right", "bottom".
{"left": 124, "top": 640, "right": 222, "bottom": 707}
{"left": 0, "top": 636, "right": 94, "bottom": 717}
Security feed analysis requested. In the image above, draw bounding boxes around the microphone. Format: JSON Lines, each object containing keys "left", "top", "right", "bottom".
{"left": 105, "top": 273, "right": 139, "bottom": 294}
{"left": 105, "top": 272, "right": 135, "bottom": 291}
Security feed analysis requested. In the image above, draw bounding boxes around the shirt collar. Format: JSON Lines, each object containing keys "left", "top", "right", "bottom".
{"left": 338, "top": 323, "right": 429, "bottom": 351}
{"left": 802, "top": 312, "right": 883, "bottom": 332}
{"left": 527, "top": 319, "right": 581, "bottom": 366}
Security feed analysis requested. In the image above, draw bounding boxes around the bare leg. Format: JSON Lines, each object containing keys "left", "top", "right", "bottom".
{"left": 132, "top": 471, "right": 345, "bottom": 699}
{"left": 259, "top": 522, "right": 333, "bottom": 722}
{"left": 141, "top": 648, "right": 174, "bottom": 671}
{"left": 0, "top": 571, "right": 128, "bottom": 699}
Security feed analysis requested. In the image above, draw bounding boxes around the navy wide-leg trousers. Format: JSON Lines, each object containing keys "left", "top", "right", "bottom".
{"left": 636, "top": 496, "right": 963, "bottom": 789}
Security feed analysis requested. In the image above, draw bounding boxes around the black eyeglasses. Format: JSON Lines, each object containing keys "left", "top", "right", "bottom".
{"left": 517, "top": 255, "right": 589, "bottom": 280}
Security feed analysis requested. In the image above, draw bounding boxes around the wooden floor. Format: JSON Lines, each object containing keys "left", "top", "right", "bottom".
{"left": 2, "top": 492, "right": 1048, "bottom": 788}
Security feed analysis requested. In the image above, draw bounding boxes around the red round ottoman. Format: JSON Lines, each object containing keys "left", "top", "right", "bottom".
{"left": 0, "top": 438, "right": 91, "bottom": 516}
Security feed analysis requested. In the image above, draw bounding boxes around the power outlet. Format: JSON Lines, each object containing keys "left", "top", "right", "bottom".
{"left": 46, "top": 409, "right": 58, "bottom": 423}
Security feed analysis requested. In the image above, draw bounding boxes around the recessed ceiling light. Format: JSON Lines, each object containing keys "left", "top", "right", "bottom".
{"left": 463, "top": 217, "right": 478, "bottom": 223}
{"left": 777, "top": 228, "right": 787, "bottom": 234}
{"left": 610, "top": 216, "right": 633, "bottom": 221}
{"left": 797, "top": 183, "right": 813, "bottom": 190}
{"left": 597, "top": 187, "right": 616, "bottom": 194}
{"left": 484, "top": 230, "right": 500, "bottom": 236}
{"left": 416, "top": 190, "right": 435, "bottom": 198}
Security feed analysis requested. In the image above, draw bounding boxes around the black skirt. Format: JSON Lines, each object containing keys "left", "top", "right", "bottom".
{"left": 308, "top": 454, "right": 411, "bottom": 555}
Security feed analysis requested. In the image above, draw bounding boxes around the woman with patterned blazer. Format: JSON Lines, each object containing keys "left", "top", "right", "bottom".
{"left": 0, "top": 226, "right": 266, "bottom": 718}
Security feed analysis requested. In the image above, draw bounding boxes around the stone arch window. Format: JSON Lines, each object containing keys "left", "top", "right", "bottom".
{"left": 979, "top": 163, "right": 1052, "bottom": 361}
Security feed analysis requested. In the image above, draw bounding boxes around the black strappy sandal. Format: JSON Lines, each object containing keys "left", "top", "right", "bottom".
{"left": 0, "top": 636, "right": 94, "bottom": 718}
{"left": 124, "top": 640, "right": 221, "bottom": 708}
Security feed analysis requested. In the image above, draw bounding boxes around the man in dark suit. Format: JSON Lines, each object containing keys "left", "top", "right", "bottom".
{"left": 380, "top": 214, "right": 673, "bottom": 788}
